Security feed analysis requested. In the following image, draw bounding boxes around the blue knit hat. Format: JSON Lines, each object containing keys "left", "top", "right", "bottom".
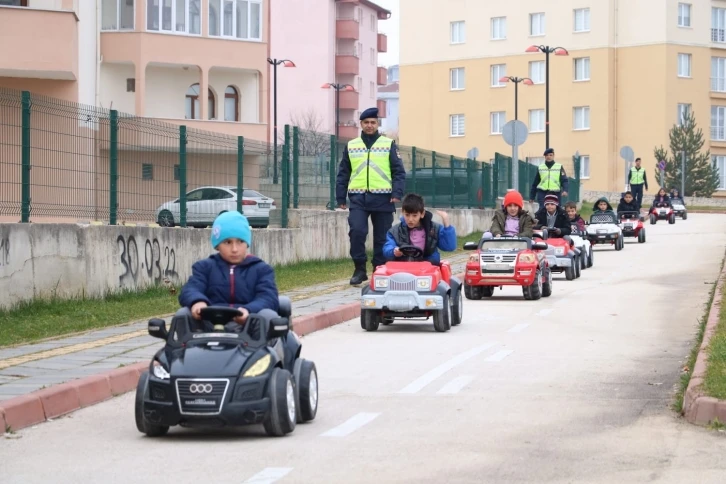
{"left": 210, "top": 211, "right": 251, "bottom": 249}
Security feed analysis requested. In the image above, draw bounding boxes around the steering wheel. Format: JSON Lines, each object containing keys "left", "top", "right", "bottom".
{"left": 200, "top": 306, "right": 243, "bottom": 332}
{"left": 398, "top": 244, "right": 424, "bottom": 261}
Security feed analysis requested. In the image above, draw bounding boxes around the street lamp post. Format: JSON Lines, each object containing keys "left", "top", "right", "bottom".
{"left": 499, "top": 76, "right": 534, "bottom": 121}
{"left": 525, "top": 45, "right": 569, "bottom": 150}
{"left": 267, "top": 58, "right": 296, "bottom": 184}
{"left": 321, "top": 83, "right": 356, "bottom": 159}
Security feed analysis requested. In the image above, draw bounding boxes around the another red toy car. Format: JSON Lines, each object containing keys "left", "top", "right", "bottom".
{"left": 463, "top": 235, "right": 552, "bottom": 300}
{"left": 650, "top": 204, "right": 676, "bottom": 225}
{"left": 360, "top": 245, "right": 463, "bottom": 333}
{"left": 618, "top": 211, "right": 646, "bottom": 243}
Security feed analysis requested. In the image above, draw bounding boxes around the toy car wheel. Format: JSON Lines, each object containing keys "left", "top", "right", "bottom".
{"left": 135, "top": 371, "right": 169, "bottom": 437}
{"left": 381, "top": 317, "right": 394, "bottom": 326}
{"left": 580, "top": 251, "right": 587, "bottom": 271}
{"left": 481, "top": 286, "right": 495, "bottom": 298}
{"left": 432, "top": 293, "right": 451, "bottom": 332}
{"left": 683, "top": 211, "right": 688, "bottom": 220}
{"left": 293, "top": 359, "right": 318, "bottom": 423}
{"left": 523, "top": 268, "right": 543, "bottom": 300}
{"left": 669, "top": 214, "right": 676, "bottom": 224}
{"left": 638, "top": 229, "right": 646, "bottom": 243}
{"left": 565, "top": 263, "right": 575, "bottom": 281}
{"left": 574, "top": 256, "right": 582, "bottom": 278}
{"left": 650, "top": 214, "right": 656, "bottom": 225}
{"left": 587, "top": 246, "right": 594, "bottom": 268}
{"left": 614, "top": 237, "right": 623, "bottom": 251}
{"left": 464, "top": 282, "right": 483, "bottom": 300}
{"left": 263, "top": 368, "right": 297, "bottom": 437}
{"left": 450, "top": 289, "right": 463, "bottom": 326}
{"left": 361, "top": 309, "right": 380, "bottom": 332}
{"left": 541, "top": 268, "right": 553, "bottom": 297}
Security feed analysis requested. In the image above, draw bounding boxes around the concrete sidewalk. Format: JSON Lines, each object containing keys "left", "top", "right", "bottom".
{"left": 0, "top": 254, "right": 469, "bottom": 401}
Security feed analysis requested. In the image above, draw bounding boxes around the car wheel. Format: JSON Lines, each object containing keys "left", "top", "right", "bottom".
{"left": 615, "top": 237, "right": 623, "bottom": 251}
{"left": 135, "top": 371, "right": 169, "bottom": 437}
{"left": 450, "top": 289, "right": 463, "bottom": 326}
{"left": 580, "top": 251, "right": 587, "bottom": 271}
{"left": 464, "top": 283, "right": 483, "bottom": 300}
{"left": 669, "top": 214, "right": 676, "bottom": 224}
{"left": 293, "top": 359, "right": 318, "bottom": 423}
{"left": 263, "top": 368, "right": 297, "bottom": 437}
{"left": 683, "top": 211, "right": 688, "bottom": 220}
{"left": 650, "top": 214, "right": 656, "bottom": 225}
{"left": 523, "top": 268, "right": 543, "bottom": 300}
{"left": 587, "top": 246, "right": 594, "bottom": 268}
{"left": 565, "top": 263, "right": 575, "bottom": 280}
{"left": 157, "top": 210, "right": 175, "bottom": 228}
{"left": 638, "top": 229, "right": 646, "bottom": 243}
{"left": 433, "top": 293, "right": 451, "bottom": 332}
{"left": 481, "top": 286, "right": 495, "bottom": 298}
{"left": 541, "top": 268, "right": 553, "bottom": 297}
{"left": 574, "top": 256, "right": 581, "bottom": 278}
{"left": 361, "top": 309, "right": 380, "bottom": 332}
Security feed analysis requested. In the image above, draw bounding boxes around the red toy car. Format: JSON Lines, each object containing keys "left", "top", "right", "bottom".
{"left": 650, "top": 204, "right": 676, "bottom": 225}
{"left": 534, "top": 229, "right": 581, "bottom": 281}
{"left": 462, "top": 235, "right": 552, "bottom": 300}
{"left": 360, "top": 245, "right": 463, "bottom": 333}
{"left": 618, "top": 211, "right": 646, "bottom": 243}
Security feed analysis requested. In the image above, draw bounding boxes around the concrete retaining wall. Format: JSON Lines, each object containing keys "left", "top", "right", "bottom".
{"left": 582, "top": 190, "right": 726, "bottom": 207}
{"left": 0, "top": 208, "right": 498, "bottom": 309}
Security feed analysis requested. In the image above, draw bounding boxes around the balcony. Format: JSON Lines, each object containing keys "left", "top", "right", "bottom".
{"left": 338, "top": 124, "right": 360, "bottom": 139}
{"left": 377, "top": 66, "right": 387, "bottom": 85}
{"left": 336, "top": 18, "right": 360, "bottom": 40}
{"left": 336, "top": 51, "right": 360, "bottom": 75}
{"left": 0, "top": 7, "right": 78, "bottom": 80}
{"left": 377, "top": 33, "right": 388, "bottom": 53}
{"left": 377, "top": 99, "right": 387, "bottom": 118}
{"left": 339, "top": 90, "right": 359, "bottom": 110}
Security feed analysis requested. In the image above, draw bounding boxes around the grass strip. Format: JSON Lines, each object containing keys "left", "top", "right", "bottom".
{"left": 703, "top": 273, "right": 726, "bottom": 400}
{"left": 0, "top": 233, "right": 482, "bottom": 348}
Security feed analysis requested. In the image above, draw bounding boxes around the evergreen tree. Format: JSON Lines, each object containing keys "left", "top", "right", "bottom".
{"left": 653, "top": 111, "right": 719, "bottom": 197}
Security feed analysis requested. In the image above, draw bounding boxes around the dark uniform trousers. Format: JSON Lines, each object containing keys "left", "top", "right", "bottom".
{"left": 348, "top": 197, "right": 394, "bottom": 270}
{"left": 631, "top": 184, "right": 644, "bottom": 210}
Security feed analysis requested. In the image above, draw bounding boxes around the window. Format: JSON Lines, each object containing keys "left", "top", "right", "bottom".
{"left": 713, "top": 156, "right": 726, "bottom": 189}
{"left": 224, "top": 86, "right": 239, "bottom": 121}
{"left": 528, "top": 156, "right": 544, "bottom": 166}
{"left": 530, "top": 13, "right": 545, "bottom": 36}
{"left": 713, "top": 57, "right": 726, "bottom": 91}
{"left": 142, "top": 164, "right": 154, "bottom": 181}
{"left": 147, "top": 0, "right": 201, "bottom": 35}
{"left": 529, "top": 61, "right": 545, "bottom": 84}
{"left": 574, "top": 8, "right": 590, "bottom": 32}
{"left": 574, "top": 57, "right": 590, "bottom": 81}
{"left": 357, "top": 76, "right": 362, "bottom": 92}
{"left": 678, "top": 53, "right": 692, "bottom": 77}
{"left": 102, "top": 0, "right": 135, "bottom": 30}
{"left": 491, "top": 64, "right": 506, "bottom": 87}
{"left": 678, "top": 3, "right": 691, "bottom": 27}
{"left": 450, "top": 67, "right": 465, "bottom": 90}
{"left": 370, "top": 81, "right": 375, "bottom": 98}
{"left": 490, "top": 112, "right": 506, "bottom": 134}
{"left": 677, "top": 103, "right": 691, "bottom": 126}
{"left": 573, "top": 106, "right": 590, "bottom": 130}
{"left": 714, "top": 7, "right": 726, "bottom": 43}
{"left": 580, "top": 155, "right": 591, "bottom": 179}
{"left": 450, "top": 114, "right": 465, "bottom": 137}
{"left": 711, "top": 106, "right": 726, "bottom": 140}
{"left": 370, "top": 48, "right": 375, "bottom": 65}
{"left": 174, "top": 164, "right": 180, "bottom": 181}
{"left": 450, "top": 21, "right": 465, "bottom": 44}
{"left": 208, "top": 0, "right": 261, "bottom": 40}
{"left": 491, "top": 17, "right": 506, "bottom": 40}
{"left": 185, "top": 83, "right": 216, "bottom": 120}
{"left": 370, "top": 14, "right": 375, "bottom": 31}
{"left": 0, "top": 0, "right": 28, "bottom": 6}
{"left": 529, "top": 109, "right": 544, "bottom": 132}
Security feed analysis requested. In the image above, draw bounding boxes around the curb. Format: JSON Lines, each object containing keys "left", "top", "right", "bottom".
{"left": 683, "top": 261, "right": 726, "bottom": 425}
{"left": 0, "top": 272, "right": 465, "bottom": 433}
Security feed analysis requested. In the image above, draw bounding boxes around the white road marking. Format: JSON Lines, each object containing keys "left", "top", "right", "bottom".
{"left": 554, "top": 298, "right": 569, "bottom": 307}
{"left": 397, "top": 342, "right": 499, "bottom": 394}
{"left": 320, "top": 412, "right": 380, "bottom": 437}
{"left": 485, "top": 349, "right": 514, "bottom": 362}
{"left": 244, "top": 467, "right": 294, "bottom": 483}
{"left": 437, "top": 375, "right": 474, "bottom": 395}
{"left": 508, "top": 323, "right": 530, "bottom": 333}
{"left": 535, "top": 308, "right": 553, "bottom": 317}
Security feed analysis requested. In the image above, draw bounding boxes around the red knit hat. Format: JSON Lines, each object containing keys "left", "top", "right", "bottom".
{"left": 503, "top": 190, "right": 524, "bottom": 209}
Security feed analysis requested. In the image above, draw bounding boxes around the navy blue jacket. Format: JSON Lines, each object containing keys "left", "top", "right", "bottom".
{"left": 335, "top": 131, "right": 407, "bottom": 212}
{"left": 383, "top": 212, "right": 457, "bottom": 264}
{"left": 179, "top": 253, "right": 279, "bottom": 314}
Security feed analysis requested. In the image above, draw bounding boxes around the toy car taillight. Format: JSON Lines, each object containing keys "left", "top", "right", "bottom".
{"left": 468, "top": 254, "right": 478, "bottom": 262}
{"left": 518, "top": 253, "right": 536, "bottom": 263}
{"left": 554, "top": 246, "right": 566, "bottom": 256}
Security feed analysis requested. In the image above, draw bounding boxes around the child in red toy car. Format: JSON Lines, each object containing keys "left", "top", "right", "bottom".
{"left": 383, "top": 193, "right": 457, "bottom": 264}
{"left": 651, "top": 188, "right": 672, "bottom": 208}
{"left": 564, "top": 201, "right": 585, "bottom": 232}
{"left": 488, "top": 190, "right": 534, "bottom": 238}
{"left": 534, "top": 194, "right": 572, "bottom": 238}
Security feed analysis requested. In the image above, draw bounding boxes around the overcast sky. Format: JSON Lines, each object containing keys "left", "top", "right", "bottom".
{"left": 376, "top": 0, "right": 400, "bottom": 67}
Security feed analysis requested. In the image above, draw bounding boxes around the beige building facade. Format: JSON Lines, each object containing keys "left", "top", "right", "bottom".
{"left": 399, "top": 0, "right": 726, "bottom": 196}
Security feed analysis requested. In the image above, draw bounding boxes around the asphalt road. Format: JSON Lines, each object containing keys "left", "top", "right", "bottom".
{"left": 3, "top": 214, "right": 726, "bottom": 483}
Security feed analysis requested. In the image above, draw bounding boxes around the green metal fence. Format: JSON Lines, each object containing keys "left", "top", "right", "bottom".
{"left": 493, "top": 152, "right": 581, "bottom": 204}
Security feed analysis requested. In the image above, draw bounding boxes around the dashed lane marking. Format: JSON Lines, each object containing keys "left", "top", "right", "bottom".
{"left": 485, "top": 349, "right": 514, "bottom": 362}
{"left": 508, "top": 323, "right": 530, "bottom": 333}
{"left": 437, "top": 375, "right": 474, "bottom": 395}
{"left": 243, "top": 467, "right": 294, "bottom": 483}
{"left": 320, "top": 412, "right": 381, "bottom": 437}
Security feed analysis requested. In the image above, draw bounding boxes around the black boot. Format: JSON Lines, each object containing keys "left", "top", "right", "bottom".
{"left": 349, "top": 261, "right": 368, "bottom": 285}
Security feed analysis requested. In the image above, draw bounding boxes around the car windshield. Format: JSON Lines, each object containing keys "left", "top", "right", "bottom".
{"left": 672, "top": 198, "right": 684, "bottom": 204}
{"left": 590, "top": 213, "right": 618, "bottom": 224}
{"left": 481, "top": 240, "right": 528, "bottom": 251}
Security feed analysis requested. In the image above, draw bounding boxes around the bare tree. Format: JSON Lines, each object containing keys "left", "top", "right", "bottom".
{"left": 382, "top": 128, "right": 399, "bottom": 143}
{"left": 278, "top": 108, "right": 331, "bottom": 156}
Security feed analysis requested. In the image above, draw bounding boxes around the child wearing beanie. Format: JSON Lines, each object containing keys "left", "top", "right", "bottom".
{"left": 488, "top": 190, "right": 534, "bottom": 238}
{"left": 179, "top": 211, "right": 279, "bottom": 325}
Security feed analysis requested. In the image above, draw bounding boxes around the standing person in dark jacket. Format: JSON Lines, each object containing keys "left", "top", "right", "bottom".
{"left": 628, "top": 158, "right": 649, "bottom": 210}
{"left": 336, "top": 107, "right": 407, "bottom": 285}
{"left": 534, "top": 194, "right": 572, "bottom": 238}
{"left": 529, "top": 148, "right": 570, "bottom": 208}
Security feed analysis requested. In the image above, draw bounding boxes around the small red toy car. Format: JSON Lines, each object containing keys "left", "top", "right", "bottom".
{"left": 650, "top": 204, "right": 676, "bottom": 225}
{"left": 463, "top": 235, "right": 552, "bottom": 300}
{"left": 360, "top": 245, "right": 463, "bottom": 333}
{"left": 618, "top": 211, "right": 646, "bottom": 243}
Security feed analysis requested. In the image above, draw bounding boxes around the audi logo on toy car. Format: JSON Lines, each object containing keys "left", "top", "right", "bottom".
{"left": 189, "top": 383, "right": 213, "bottom": 394}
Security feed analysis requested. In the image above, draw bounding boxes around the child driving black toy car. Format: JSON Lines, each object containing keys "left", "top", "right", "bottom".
{"left": 383, "top": 192, "right": 457, "bottom": 264}
{"left": 534, "top": 194, "right": 572, "bottom": 238}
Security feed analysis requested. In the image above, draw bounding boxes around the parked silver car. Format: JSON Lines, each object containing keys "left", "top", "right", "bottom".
{"left": 155, "top": 186, "right": 276, "bottom": 228}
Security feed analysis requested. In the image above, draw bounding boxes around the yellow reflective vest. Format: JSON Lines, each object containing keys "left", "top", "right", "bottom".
{"left": 347, "top": 136, "right": 394, "bottom": 194}
{"left": 630, "top": 167, "right": 645, "bottom": 185}
{"left": 537, "top": 162, "right": 562, "bottom": 191}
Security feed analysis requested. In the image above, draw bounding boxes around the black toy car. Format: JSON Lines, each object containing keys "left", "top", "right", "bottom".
{"left": 135, "top": 296, "right": 318, "bottom": 437}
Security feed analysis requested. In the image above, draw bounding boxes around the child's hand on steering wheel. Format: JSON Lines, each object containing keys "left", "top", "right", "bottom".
{"left": 393, "top": 247, "right": 403, "bottom": 257}
{"left": 191, "top": 301, "right": 208, "bottom": 320}
{"left": 234, "top": 307, "right": 249, "bottom": 324}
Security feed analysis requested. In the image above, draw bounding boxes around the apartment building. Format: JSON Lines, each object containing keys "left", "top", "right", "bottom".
{"left": 270, "top": 0, "right": 390, "bottom": 141}
{"left": 399, "top": 0, "right": 726, "bottom": 195}
{"left": 0, "top": 0, "right": 270, "bottom": 141}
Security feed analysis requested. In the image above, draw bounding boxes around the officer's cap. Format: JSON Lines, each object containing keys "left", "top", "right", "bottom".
{"left": 543, "top": 148, "right": 555, "bottom": 155}
{"left": 360, "top": 107, "right": 379, "bottom": 120}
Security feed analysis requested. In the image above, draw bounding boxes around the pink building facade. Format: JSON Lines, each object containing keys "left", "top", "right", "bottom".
{"left": 270, "top": 0, "right": 390, "bottom": 141}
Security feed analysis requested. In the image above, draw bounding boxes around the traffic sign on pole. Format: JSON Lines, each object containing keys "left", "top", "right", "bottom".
{"left": 502, "top": 120, "right": 529, "bottom": 190}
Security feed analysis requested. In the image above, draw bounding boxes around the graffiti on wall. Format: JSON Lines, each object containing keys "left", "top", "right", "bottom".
{"left": 117, "top": 235, "right": 179, "bottom": 286}
{"left": 0, "top": 238, "right": 8, "bottom": 267}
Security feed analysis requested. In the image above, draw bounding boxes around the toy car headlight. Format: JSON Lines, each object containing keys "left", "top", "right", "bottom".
{"left": 518, "top": 253, "right": 535, "bottom": 263}
{"left": 554, "top": 247, "right": 565, "bottom": 256}
{"left": 152, "top": 360, "right": 170, "bottom": 380}
{"left": 468, "top": 254, "right": 478, "bottom": 263}
{"left": 374, "top": 277, "right": 389, "bottom": 289}
{"left": 243, "top": 354, "right": 271, "bottom": 378}
{"left": 416, "top": 277, "right": 432, "bottom": 290}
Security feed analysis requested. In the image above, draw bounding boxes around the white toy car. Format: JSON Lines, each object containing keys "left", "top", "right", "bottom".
{"left": 671, "top": 197, "right": 687, "bottom": 220}
{"left": 585, "top": 212, "right": 624, "bottom": 251}
{"left": 568, "top": 227, "right": 593, "bottom": 270}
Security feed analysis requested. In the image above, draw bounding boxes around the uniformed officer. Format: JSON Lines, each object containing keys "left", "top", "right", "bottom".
{"left": 628, "top": 157, "right": 649, "bottom": 210}
{"left": 529, "top": 148, "right": 569, "bottom": 208}
{"left": 336, "top": 107, "right": 407, "bottom": 285}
